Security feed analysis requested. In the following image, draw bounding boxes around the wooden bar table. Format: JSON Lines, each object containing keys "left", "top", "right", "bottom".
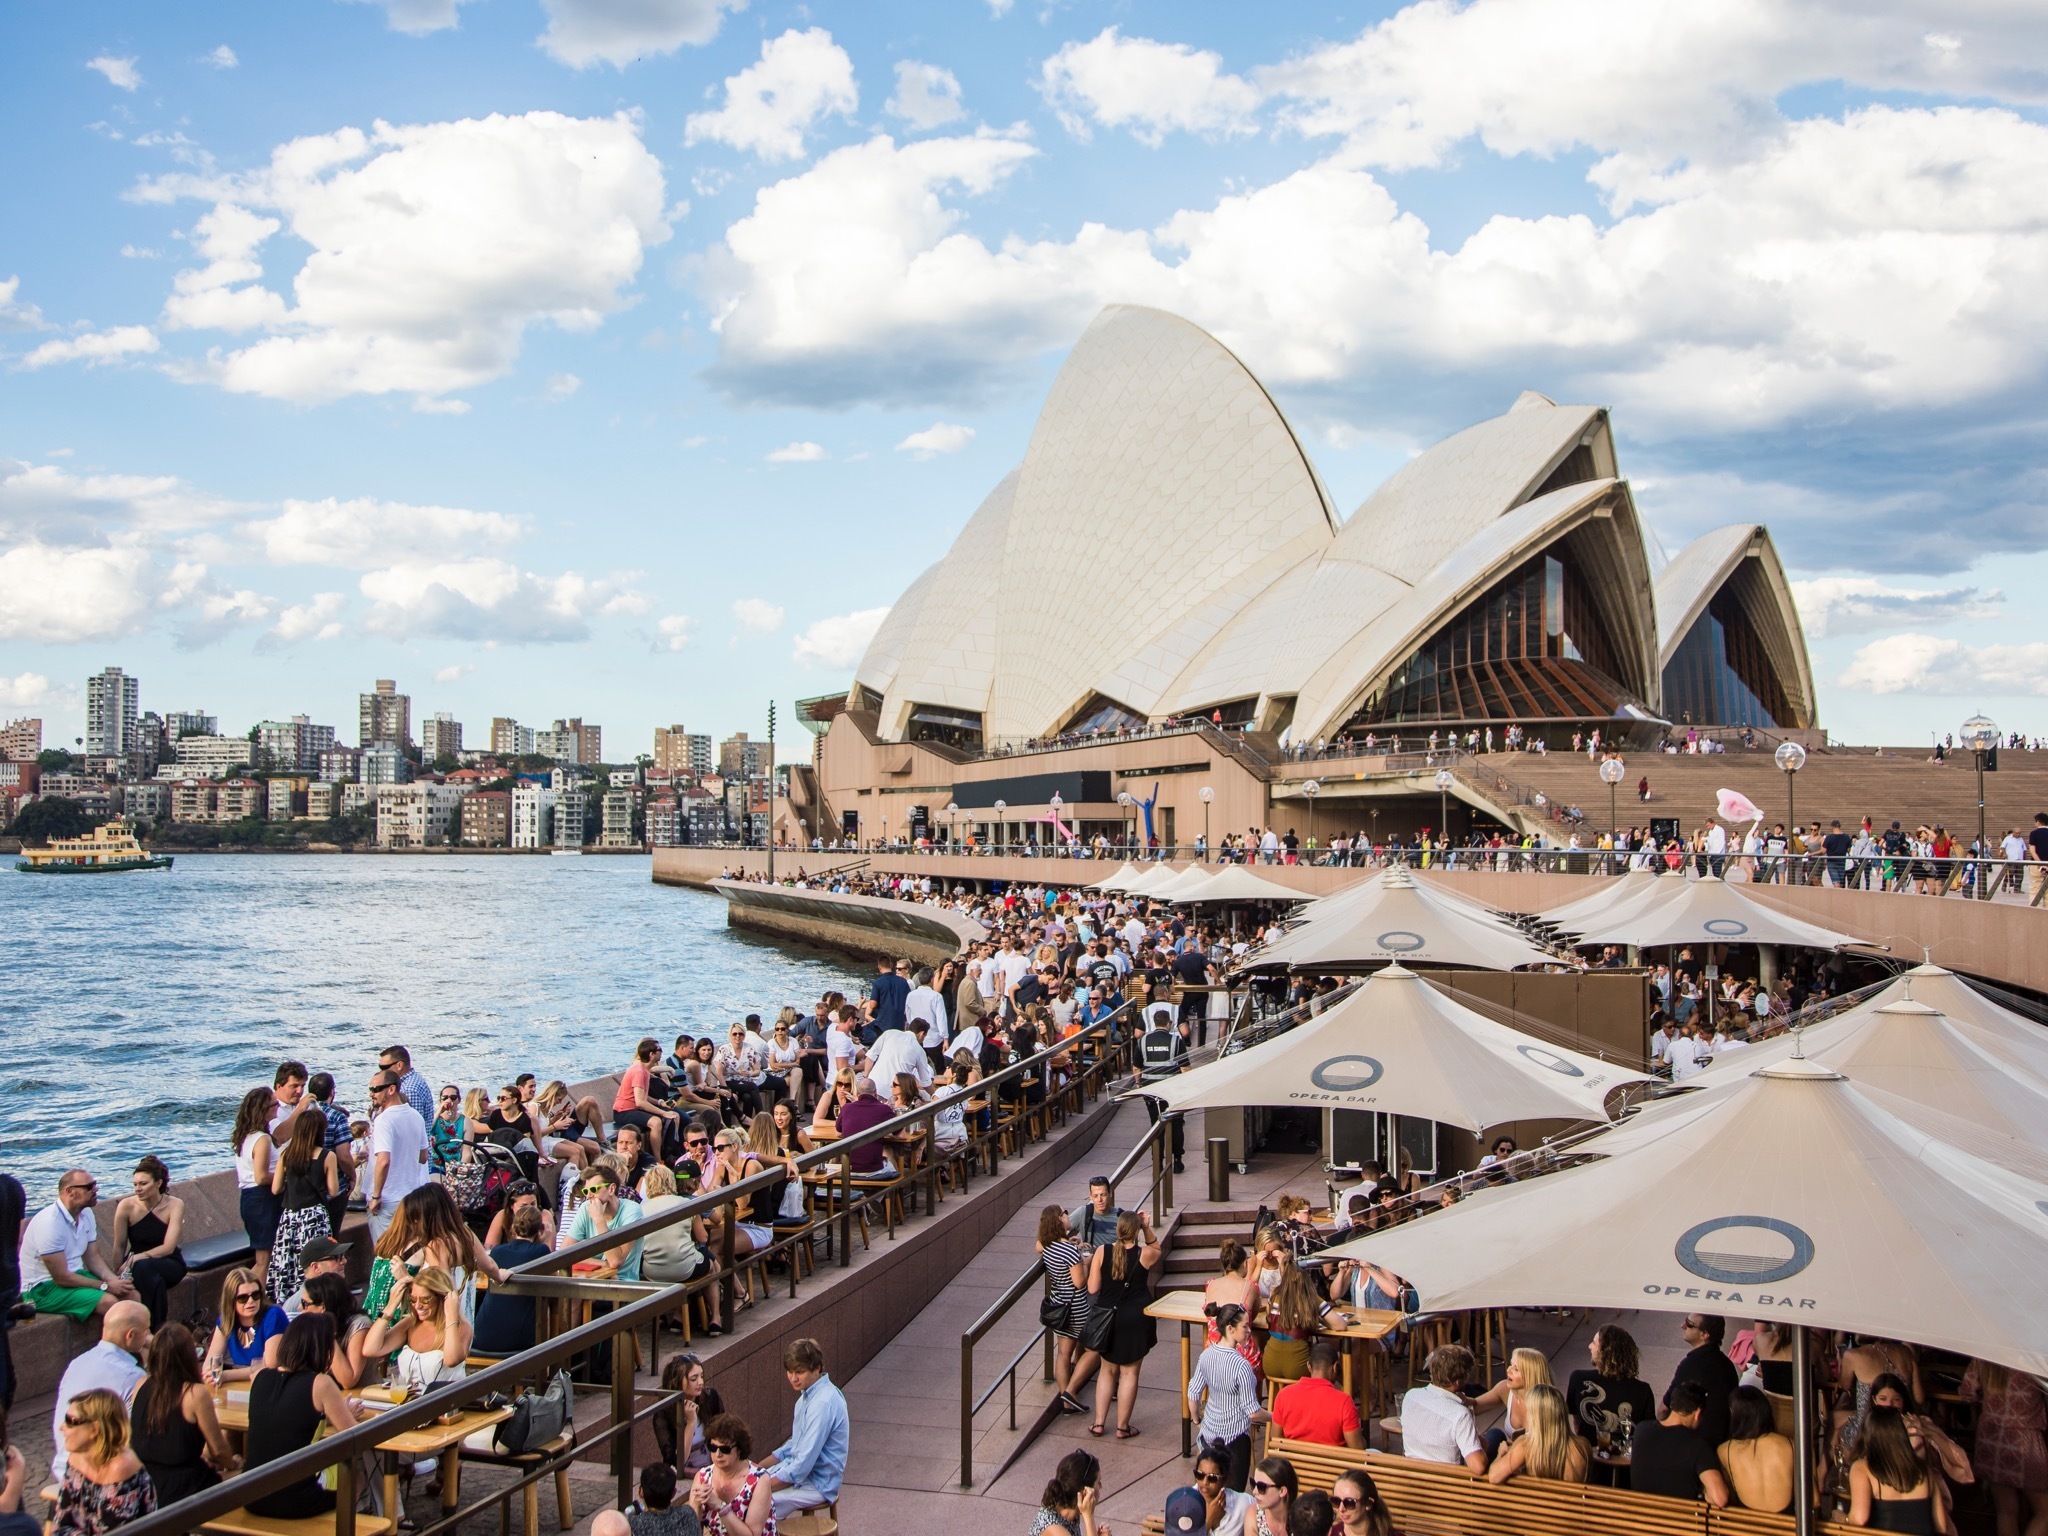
{"left": 218, "top": 1392, "right": 512, "bottom": 1521}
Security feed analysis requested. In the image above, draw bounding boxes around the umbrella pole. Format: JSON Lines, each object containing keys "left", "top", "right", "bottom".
{"left": 1794, "top": 1325, "right": 1816, "bottom": 1536}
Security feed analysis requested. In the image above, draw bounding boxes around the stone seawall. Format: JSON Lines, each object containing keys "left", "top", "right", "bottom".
{"left": 708, "top": 878, "right": 985, "bottom": 968}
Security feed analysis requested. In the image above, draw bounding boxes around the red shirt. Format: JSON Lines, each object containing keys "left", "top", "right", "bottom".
{"left": 1271, "top": 1376, "right": 1361, "bottom": 1446}
{"left": 614, "top": 1061, "right": 651, "bottom": 1114}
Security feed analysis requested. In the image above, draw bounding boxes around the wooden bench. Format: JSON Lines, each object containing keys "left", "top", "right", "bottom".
{"left": 1260, "top": 1434, "right": 1369, "bottom": 1495}
{"left": 199, "top": 1510, "right": 395, "bottom": 1536}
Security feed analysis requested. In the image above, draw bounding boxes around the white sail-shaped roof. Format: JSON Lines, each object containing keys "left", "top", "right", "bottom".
{"left": 1653, "top": 523, "right": 1815, "bottom": 727}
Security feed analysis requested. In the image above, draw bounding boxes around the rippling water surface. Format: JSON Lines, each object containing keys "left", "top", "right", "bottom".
{"left": 3, "top": 854, "right": 862, "bottom": 1196}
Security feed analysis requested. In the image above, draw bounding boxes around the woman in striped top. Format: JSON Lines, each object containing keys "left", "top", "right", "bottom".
{"left": 1189, "top": 1304, "right": 1269, "bottom": 1492}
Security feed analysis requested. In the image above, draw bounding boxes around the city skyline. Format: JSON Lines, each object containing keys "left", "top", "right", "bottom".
{"left": 5, "top": 2, "right": 2048, "bottom": 751}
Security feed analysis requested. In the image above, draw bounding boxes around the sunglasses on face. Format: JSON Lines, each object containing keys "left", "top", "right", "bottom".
{"left": 1194, "top": 1472, "right": 1224, "bottom": 1485}
{"left": 707, "top": 1442, "right": 737, "bottom": 1455}
{"left": 237, "top": 1289, "right": 263, "bottom": 1303}
{"left": 1331, "top": 1497, "right": 1365, "bottom": 1511}
{"left": 63, "top": 1414, "right": 89, "bottom": 1429}
{"left": 1251, "top": 1480, "right": 1281, "bottom": 1494}
{"left": 581, "top": 1184, "right": 609, "bottom": 1198}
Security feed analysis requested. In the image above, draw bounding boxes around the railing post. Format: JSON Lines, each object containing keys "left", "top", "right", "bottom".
{"left": 839, "top": 1157, "right": 853, "bottom": 1267}
{"left": 1042, "top": 1270, "right": 1056, "bottom": 1384}
{"left": 1162, "top": 1116, "right": 1175, "bottom": 1213}
{"left": 960, "top": 1334, "right": 977, "bottom": 1488}
{"left": 720, "top": 1193, "right": 738, "bottom": 1319}
{"left": 612, "top": 1325, "right": 635, "bottom": 1508}
{"left": 331, "top": 1451, "right": 353, "bottom": 1536}
{"left": 1150, "top": 1123, "right": 1165, "bottom": 1227}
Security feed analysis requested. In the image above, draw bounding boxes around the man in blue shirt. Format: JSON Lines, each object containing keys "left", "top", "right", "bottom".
{"left": 865, "top": 957, "right": 909, "bottom": 1046}
{"left": 759, "top": 1338, "right": 848, "bottom": 1520}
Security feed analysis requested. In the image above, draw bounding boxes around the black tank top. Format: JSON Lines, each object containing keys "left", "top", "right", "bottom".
{"left": 128, "top": 1207, "right": 171, "bottom": 1255}
{"left": 280, "top": 1157, "right": 328, "bottom": 1212}
{"left": 129, "top": 1381, "right": 218, "bottom": 1506}
{"left": 245, "top": 1370, "right": 335, "bottom": 1517}
{"left": 1867, "top": 1495, "right": 1936, "bottom": 1533}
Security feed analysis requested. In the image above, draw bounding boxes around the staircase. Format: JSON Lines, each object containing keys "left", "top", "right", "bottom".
{"left": 1157, "top": 1205, "right": 1265, "bottom": 1294}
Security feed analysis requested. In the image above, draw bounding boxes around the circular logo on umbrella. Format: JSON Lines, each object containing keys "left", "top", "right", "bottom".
{"left": 1516, "top": 1043, "right": 1586, "bottom": 1078}
{"left": 1311, "top": 1055, "right": 1385, "bottom": 1092}
{"left": 1376, "top": 930, "right": 1427, "bottom": 953}
{"left": 1675, "top": 1216, "right": 1815, "bottom": 1285}
{"left": 1703, "top": 918, "right": 1750, "bottom": 937}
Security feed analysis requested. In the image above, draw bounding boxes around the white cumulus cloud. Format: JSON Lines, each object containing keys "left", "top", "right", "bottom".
{"left": 180, "top": 586, "right": 278, "bottom": 649}
{"left": 1042, "top": 29, "right": 1262, "bottom": 146}
{"left": 542, "top": 372, "right": 581, "bottom": 401}
{"left": 433, "top": 662, "right": 474, "bottom": 682}
{"left": 137, "top": 110, "right": 671, "bottom": 408}
{"left": 765, "top": 441, "right": 827, "bottom": 463}
{"left": 340, "top": 0, "right": 481, "bottom": 36}
{"left": 0, "top": 672, "right": 67, "bottom": 710}
{"left": 792, "top": 606, "right": 889, "bottom": 669}
{"left": 1838, "top": 634, "right": 2048, "bottom": 697}
{"left": 685, "top": 28, "right": 858, "bottom": 162}
{"left": 730, "top": 597, "right": 784, "bottom": 635}
{"left": 1792, "top": 578, "right": 2004, "bottom": 641}
{"left": 887, "top": 61, "right": 966, "bottom": 131}
{"left": 539, "top": 0, "right": 745, "bottom": 68}
{"left": 203, "top": 45, "right": 238, "bottom": 69}
{"left": 247, "top": 497, "right": 525, "bottom": 567}
{"left": 0, "top": 278, "right": 49, "bottom": 333}
{"left": 654, "top": 613, "right": 698, "bottom": 652}
{"left": 0, "top": 543, "right": 159, "bottom": 643}
{"left": 18, "top": 325, "right": 160, "bottom": 370}
{"left": 895, "top": 422, "right": 975, "bottom": 458}
{"left": 268, "top": 592, "right": 349, "bottom": 645}
{"left": 360, "top": 558, "right": 639, "bottom": 643}
{"left": 87, "top": 55, "right": 141, "bottom": 91}
{"left": 0, "top": 457, "right": 245, "bottom": 543}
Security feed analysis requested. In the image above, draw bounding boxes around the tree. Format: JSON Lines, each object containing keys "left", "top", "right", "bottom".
{"left": 8, "top": 795, "right": 92, "bottom": 844}
{"left": 35, "top": 748, "right": 72, "bottom": 773}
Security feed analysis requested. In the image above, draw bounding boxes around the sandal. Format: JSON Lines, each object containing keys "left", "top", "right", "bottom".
{"left": 1089, "top": 1423, "right": 1106, "bottom": 1437}
{"left": 1116, "top": 1425, "right": 1140, "bottom": 1439}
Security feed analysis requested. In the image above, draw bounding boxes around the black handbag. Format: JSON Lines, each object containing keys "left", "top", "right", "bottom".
{"left": 1079, "top": 1305, "right": 1115, "bottom": 1353}
{"left": 1038, "top": 1293, "right": 1070, "bottom": 1332}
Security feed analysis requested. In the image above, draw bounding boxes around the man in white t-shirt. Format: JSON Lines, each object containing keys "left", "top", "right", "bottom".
{"left": 905, "top": 970, "right": 947, "bottom": 1053}
{"left": 825, "top": 1008, "right": 863, "bottom": 1080}
{"left": 365, "top": 1071, "right": 430, "bottom": 1240}
{"left": 19, "top": 1170, "right": 135, "bottom": 1322}
{"left": 1401, "top": 1345, "right": 1486, "bottom": 1471}
{"left": 868, "top": 1026, "right": 933, "bottom": 1089}
{"left": 1666, "top": 1022, "right": 1707, "bottom": 1082}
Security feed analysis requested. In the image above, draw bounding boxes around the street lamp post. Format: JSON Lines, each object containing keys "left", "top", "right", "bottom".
{"left": 766, "top": 699, "right": 776, "bottom": 884}
{"left": 1774, "top": 741, "right": 1807, "bottom": 869}
{"left": 993, "top": 798, "right": 1006, "bottom": 856}
{"left": 1049, "top": 790, "right": 1064, "bottom": 857}
{"left": 1961, "top": 713, "right": 1998, "bottom": 900}
{"left": 1118, "top": 790, "right": 1134, "bottom": 855}
{"left": 946, "top": 800, "right": 958, "bottom": 850}
{"left": 1199, "top": 785, "right": 1214, "bottom": 861}
{"left": 1301, "top": 779, "right": 1320, "bottom": 858}
{"left": 1598, "top": 756, "right": 1626, "bottom": 871}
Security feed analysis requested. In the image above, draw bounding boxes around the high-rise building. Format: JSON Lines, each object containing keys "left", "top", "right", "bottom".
{"left": 653, "top": 726, "right": 713, "bottom": 777}
{"left": 358, "top": 679, "right": 411, "bottom": 749}
{"left": 718, "top": 733, "right": 770, "bottom": 779}
{"left": 531, "top": 718, "right": 601, "bottom": 764}
{"left": 360, "top": 744, "right": 410, "bottom": 787}
{"left": 490, "top": 718, "right": 537, "bottom": 757}
{"left": 420, "top": 713, "right": 463, "bottom": 761}
{"left": 316, "top": 746, "right": 360, "bottom": 783}
{"left": 600, "top": 786, "right": 638, "bottom": 848}
{"left": 86, "top": 667, "right": 141, "bottom": 756}
{"left": 645, "top": 794, "right": 681, "bottom": 847}
{"left": 554, "top": 785, "right": 587, "bottom": 849}
{"left": 460, "top": 790, "right": 511, "bottom": 846}
{"left": 169, "top": 734, "right": 251, "bottom": 778}
{"left": 510, "top": 782, "right": 556, "bottom": 847}
{"left": 0, "top": 718, "right": 43, "bottom": 760}
{"left": 254, "top": 720, "right": 309, "bottom": 772}
{"left": 163, "top": 710, "right": 217, "bottom": 742}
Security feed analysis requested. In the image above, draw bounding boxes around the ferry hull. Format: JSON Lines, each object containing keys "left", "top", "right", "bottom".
{"left": 14, "top": 856, "right": 175, "bottom": 873}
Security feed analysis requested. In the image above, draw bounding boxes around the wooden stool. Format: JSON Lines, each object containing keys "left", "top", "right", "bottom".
{"left": 780, "top": 1501, "right": 838, "bottom": 1536}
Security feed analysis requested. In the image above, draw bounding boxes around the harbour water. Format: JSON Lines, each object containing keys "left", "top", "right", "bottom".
{"left": 2, "top": 854, "right": 863, "bottom": 1196}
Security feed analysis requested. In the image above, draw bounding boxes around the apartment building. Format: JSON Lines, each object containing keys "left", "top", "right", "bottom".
{"left": 376, "top": 782, "right": 467, "bottom": 848}
{"left": 652, "top": 726, "right": 713, "bottom": 777}
{"left": 266, "top": 777, "right": 309, "bottom": 820}
{"left": 420, "top": 713, "right": 463, "bottom": 760}
{"left": 307, "top": 781, "right": 340, "bottom": 820}
{"left": 599, "top": 786, "right": 638, "bottom": 848}
{"left": 360, "top": 745, "right": 410, "bottom": 787}
{"left": 510, "top": 782, "right": 556, "bottom": 848}
{"left": 460, "top": 789, "right": 511, "bottom": 847}
{"left": 85, "top": 667, "right": 141, "bottom": 756}
{"left": 359, "top": 679, "right": 411, "bottom": 748}
{"left": 0, "top": 718, "right": 42, "bottom": 761}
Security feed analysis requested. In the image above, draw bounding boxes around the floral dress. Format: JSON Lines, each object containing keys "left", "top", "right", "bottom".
{"left": 1963, "top": 1362, "right": 2048, "bottom": 1491}
{"left": 54, "top": 1467, "right": 158, "bottom": 1536}
{"left": 693, "top": 1464, "right": 776, "bottom": 1536}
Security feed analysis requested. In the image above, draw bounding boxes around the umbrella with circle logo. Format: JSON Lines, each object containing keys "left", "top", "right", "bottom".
{"left": 1124, "top": 963, "right": 1645, "bottom": 1130}
{"left": 1530, "top": 868, "right": 1669, "bottom": 936}
{"left": 1316, "top": 1054, "right": 2048, "bottom": 1378}
{"left": 1554, "top": 874, "right": 1874, "bottom": 952}
{"left": 1239, "top": 866, "right": 1560, "bottom": 972}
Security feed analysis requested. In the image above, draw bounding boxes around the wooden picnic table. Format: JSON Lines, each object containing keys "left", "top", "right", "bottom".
{"left": 217, "top": 1390, "right": 511, "bottom": 1519}
{"left": 1145, "top": 1289, "right": 1404, "bottom": 1458}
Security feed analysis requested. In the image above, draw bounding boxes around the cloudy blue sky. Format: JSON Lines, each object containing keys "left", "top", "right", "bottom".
{"left": 4, "top": 0, "right": 2046, "bottom": 755}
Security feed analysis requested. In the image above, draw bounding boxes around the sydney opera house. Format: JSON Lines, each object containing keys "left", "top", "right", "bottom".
{"left": 794, "top": 306, "right": 1815, "bottom": 849}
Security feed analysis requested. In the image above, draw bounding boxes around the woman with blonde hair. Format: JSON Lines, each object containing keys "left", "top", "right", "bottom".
{"left": 1488, "top": 1383, "right": 1589, "bottom": 1484}
{"left": 533, "top": 1080, "right": 602, "bottom": 1170}
{"left": 52, "top": 1389, "right": 156, "bottom": 1536}
{"left": 1472, "top": 1347, "right": 1553, "bottom": 1459}
{"left": 1960, "top": 1357, "right": 2048, "bottom": 1536}
{"left": 1085, "top": 1212, "right": 1162, "bottom": 1438}
{"left": 364, "top": 1263, "right": 471, "bottom": 1396}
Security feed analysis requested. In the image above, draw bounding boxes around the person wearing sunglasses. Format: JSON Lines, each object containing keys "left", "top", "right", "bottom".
{"left": 1243, "top": 1457, "right": 1297, "bottom": 1536}
{"left": 1187, "top": 1447, "right": 1253, "bottom": 1536}
{"left": 51, "top": 1388, "right": 156, "bottom": 1536}
{"left": 563, "top": 1166, "right": 644, "bottom": 1280}
{"left": 1328, "top": 1470, "right": 1392, "bottom": 1536}
{"left": 48, "top": 1301, "right": 149, "bottom": 1482}
{"left": 22, "top": 1170, "right": 137, "bottom": 1327}
{"left": 686, "top": 1412, "right": 771, "bottom": 1536}
{"left": 201, "top": 1269, "right": 287, "bottom": 1386}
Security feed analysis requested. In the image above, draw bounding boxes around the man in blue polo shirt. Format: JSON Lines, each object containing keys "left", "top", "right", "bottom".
{"left": 864, "top": 956, "right": 909, "bottom": 1046}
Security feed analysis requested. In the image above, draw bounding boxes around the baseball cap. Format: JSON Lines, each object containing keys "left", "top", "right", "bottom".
{"left": 1164, "top": 1488, "right": 1209, "bottom": 1536}
{"left": 300, "top": 1235, "right": 353, "bottom": 1264}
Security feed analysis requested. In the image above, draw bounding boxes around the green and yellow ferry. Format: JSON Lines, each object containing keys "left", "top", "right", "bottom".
{"left": 15, "top": 821, "right": 174, "bottom": 873}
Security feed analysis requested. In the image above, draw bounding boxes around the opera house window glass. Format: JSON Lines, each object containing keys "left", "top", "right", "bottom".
{"left": 1661, "top": 591, "right": 1791, "bottom": 728}
{"left": 906, "top": 707, "right": 984, "bottom": 751}
{"left": 1348, "top": 552, "right": 1642, "bottom": 727}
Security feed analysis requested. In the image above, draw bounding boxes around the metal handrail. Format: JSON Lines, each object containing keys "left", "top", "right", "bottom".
{"left": 112, "top": 1281, "right": 686, "bottom": 1536}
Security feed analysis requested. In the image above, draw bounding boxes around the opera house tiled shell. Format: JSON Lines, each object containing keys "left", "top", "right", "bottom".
{"left": 852, "top": 305, "right": 1814, "bottom": 750}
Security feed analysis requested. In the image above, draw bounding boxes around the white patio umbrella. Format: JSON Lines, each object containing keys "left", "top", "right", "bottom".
{"left": 1121, "top": 862, "right": 1190, "bottom": 897}
{"left": 1241, "top": 866, "right": 1560, "bottom": 972}
{"left": 1291, "top": 866, "right": 1524, "bottom": 934}
{"left": 1319, "top": 1057, "right": 2048, "bottom": 1378}
{"left": 1565, "top": 875, "right": 1874, "bottom": 952}
{"left": 1127, "top": 963, "right": 1646, "bottom": 1129}
{"left": 1533, "top": 868, "right": 1670, "bottom": 934}
{"left": 1087, "top": 860, "right": 1144, "bottom": 891}
{"left": 1179, "top": 863, "right": 1310, "bottom": 905}
{"left": 1149, "top": 865, "right": 1218, "bottom": 903}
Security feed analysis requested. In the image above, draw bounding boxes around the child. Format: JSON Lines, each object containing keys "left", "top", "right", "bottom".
{"left": 346, "top": 1118, "right": 371, "bottom": 1207}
